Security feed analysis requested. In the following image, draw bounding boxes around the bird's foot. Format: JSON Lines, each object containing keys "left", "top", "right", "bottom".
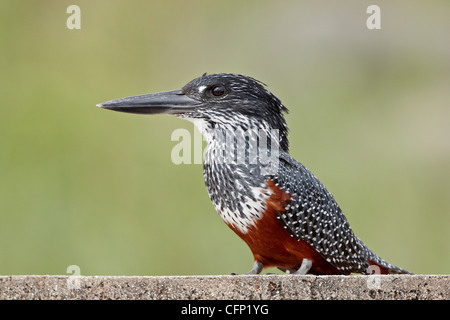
{"left": 230, "top": 261, "right": 263, "bottom": 275}
{"left": 292, "top": 258, "right": 312, "bottom": 275}
{"left": 245, "top": 261, "right": 263, "bottom": 275}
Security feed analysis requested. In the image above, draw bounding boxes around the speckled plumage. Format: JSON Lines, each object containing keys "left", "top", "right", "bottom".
{"left": 271, "top": 152, "right": 407, "bottom": 274}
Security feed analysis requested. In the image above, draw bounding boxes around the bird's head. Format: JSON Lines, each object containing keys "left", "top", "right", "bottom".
{"left": 98, "top": 73, "right": 289, "bottom": 151}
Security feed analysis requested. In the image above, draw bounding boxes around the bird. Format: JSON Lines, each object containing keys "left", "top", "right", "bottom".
{"left": 97, "top": 73, "right": 411, "bottom": 275}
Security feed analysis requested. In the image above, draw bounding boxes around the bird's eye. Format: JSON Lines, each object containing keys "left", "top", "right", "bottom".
{"left": 210, "top": 85, "right": 226, "bottom": 97}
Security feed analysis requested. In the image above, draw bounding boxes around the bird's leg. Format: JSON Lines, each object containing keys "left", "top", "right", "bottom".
{"left": 245, "top": 261, "right": 264, "bottom": 275}
{"left": 293, "top": 258, "right": 313, "bottom": 275}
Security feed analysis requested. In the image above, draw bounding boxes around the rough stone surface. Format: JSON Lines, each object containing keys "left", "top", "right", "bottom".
{"left": 0, "top": 275, "right": 448, "bottom": 300}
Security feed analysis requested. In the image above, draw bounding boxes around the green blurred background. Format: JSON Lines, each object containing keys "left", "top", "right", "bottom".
{"left": 0, "top": 0, "right": 449, "bottom": 276}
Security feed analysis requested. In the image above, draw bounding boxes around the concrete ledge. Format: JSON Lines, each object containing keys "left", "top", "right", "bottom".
{"left": 0, "top": 275, "right": 448, "bottom": 300}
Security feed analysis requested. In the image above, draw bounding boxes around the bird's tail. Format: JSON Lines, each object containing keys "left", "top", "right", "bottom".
{"left": 367, "top": 252, "right": 412, "bottom": 275}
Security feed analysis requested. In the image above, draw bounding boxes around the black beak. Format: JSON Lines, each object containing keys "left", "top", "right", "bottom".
{"left": 97, "top": 89, "right": 201, "bottom": 115}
